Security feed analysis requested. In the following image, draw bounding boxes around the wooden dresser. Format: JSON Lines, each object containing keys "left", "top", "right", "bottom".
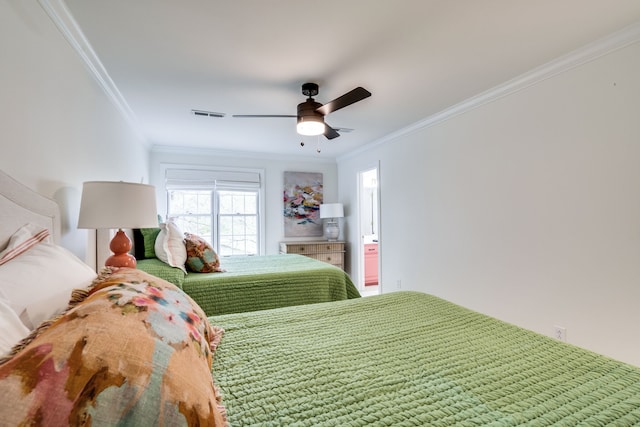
{"left": 279, "top": 241, "right": 345, "bottom": 270}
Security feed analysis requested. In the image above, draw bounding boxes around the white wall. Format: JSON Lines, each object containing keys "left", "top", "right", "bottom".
{"left": 149, "top": 147, "right": 338, "bottom": 255}
{"left": 5, "top": 0, "right": 639, "bottom": 367}
{"left": 0, "top": 2, "right": 150, "bottom": 267}
{"left": 339, "top": 41, "right": 640, "bottom": 366}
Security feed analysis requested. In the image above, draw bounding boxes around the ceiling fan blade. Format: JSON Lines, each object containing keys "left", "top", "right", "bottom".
{"left": 324, "top": 124, "right": 340, "bottom": 140}
{"left": 232, "top": 114, "right": 296, "bottom": 118}
{"left": 316, "top": 87, "right": 371, "bottom": 116}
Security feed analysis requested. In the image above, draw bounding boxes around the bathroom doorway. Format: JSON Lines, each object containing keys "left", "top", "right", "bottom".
{"left": 358, "top": 165, "right": 380, "bottom": 296}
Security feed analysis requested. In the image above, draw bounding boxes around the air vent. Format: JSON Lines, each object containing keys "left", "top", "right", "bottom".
{"left": 191, "top": 109, "right": 225, "bottom": 118}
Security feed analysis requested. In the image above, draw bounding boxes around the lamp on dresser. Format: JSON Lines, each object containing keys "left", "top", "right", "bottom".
{"left": 319, "top": 203, "right": 344, "bottom": 241}
{"left": 78, "top": 181, "right": 157, "bottom": 268}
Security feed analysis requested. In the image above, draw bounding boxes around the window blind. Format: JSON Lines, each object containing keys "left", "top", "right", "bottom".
{"left": 165, "top": 168, "right": 261, "bottom": 189}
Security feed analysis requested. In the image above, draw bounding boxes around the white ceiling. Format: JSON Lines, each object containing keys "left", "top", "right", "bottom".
{"left": 61, "top": 1, "right": 640, "bottom": 159}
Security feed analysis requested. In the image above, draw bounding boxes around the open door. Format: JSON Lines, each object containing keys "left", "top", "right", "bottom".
{"left": 358, "top": 166, "right": 380, "bottom": 295}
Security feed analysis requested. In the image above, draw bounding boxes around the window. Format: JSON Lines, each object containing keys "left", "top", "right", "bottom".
{"left": 165, "top": 168, "right": 263, "bottom": 256}
{"left": 168, "top": 190, "right": 213, "bottom": 242}
{"left": 218, "top": 190, "right": 258, "bottom": 255}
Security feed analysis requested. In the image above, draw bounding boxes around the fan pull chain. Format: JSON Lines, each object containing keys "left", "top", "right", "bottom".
{"left": 299, "top": 136, "right": 321, "bottom": 154}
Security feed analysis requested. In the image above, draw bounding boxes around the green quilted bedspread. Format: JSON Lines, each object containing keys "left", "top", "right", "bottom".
{"left": 140, "top": 254, "right": 359, "bottom": 316}
{"left": 210, "top": 291, "right": 640, "bottom": 426}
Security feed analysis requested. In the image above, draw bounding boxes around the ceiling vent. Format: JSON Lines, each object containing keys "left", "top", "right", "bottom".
{"left": 191, "top": 109, "right": 225, "bottom": 118}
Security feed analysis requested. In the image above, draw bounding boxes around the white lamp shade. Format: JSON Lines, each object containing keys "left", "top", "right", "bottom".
{"left": 320, "top": 203, "right": 344, "bottom": 219}
{"left": 78, "top": 181, "right": 158, "bottom": 229}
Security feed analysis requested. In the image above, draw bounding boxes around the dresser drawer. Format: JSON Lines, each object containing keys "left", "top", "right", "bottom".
{"left": 281, "top": 242, "right": 344, "bottom": 254}
{"left": 309, "top": 252, "right": 344, "bottom": 266}
{"left": 280, "top": 241, "right": 346, "bottom": 270}
{"left": 282, "top": 243, "right": 316, "bottom": 254}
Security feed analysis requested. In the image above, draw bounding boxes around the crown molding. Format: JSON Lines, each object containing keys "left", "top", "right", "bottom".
{"left": 151, "top": 144, "right": 338, "bottom": 164}
{"left": 38, "top": 0, "right": 147, "bottom": 145}
{"left": 339, "top": 22, "right": 640, "bottom": 162}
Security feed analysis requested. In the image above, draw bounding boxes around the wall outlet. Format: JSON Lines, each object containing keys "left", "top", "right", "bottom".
{"left": 396, "top": 279, "right": 402, "bottom": 289}
{"left": 553, "top": 326, "right": 567, "bottom": 342}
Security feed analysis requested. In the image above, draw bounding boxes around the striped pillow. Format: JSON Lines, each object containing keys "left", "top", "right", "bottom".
{"left": 0, "top": 224, "right": 50, "bottom": 266}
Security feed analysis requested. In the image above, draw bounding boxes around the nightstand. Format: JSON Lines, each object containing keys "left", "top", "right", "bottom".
{"left": 279, "top": 241, "right": 345, "bottom": 270}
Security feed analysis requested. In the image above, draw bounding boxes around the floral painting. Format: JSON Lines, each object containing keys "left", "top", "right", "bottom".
{"left": 283, "top": 171, "right": 323, "bottom": 237}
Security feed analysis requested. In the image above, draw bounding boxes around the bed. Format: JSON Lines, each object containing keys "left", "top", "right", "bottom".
{"left": 0, "top": 170, "right": 225, "bottom": 424}
{"left": 210, "top": 292, "right": 640, "bottom": 425}
{"left": 2, "top": 169, "right": 640, "bottom": 426}
{"left": 137, "top": 254, "right": 360, "bottom": 316}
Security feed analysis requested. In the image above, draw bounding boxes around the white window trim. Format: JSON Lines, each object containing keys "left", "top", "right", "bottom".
{"left": 215, "top": 187, "right": 260, "bottom": 256}
{"left": 159, "top": 163, "right": 266, "bottom": 256}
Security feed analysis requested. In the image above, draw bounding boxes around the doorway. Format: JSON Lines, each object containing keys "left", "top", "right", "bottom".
{"left": 358, "top": 165, "right": 380, "bottom": 296}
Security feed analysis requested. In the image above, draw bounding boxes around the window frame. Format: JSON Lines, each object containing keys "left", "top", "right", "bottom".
{"left": 162, "top": 165, "right": 265, "bottom": 256}
{"left": 215, "top": 187, "right": 260, "bottom": 256}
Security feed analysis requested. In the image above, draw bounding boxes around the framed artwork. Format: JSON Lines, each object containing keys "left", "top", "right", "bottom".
{"left": 283, "top": 171, "right": 323, "bottom": 237}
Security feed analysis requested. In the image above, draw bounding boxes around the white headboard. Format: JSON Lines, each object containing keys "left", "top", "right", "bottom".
{"left": 0, "top": 170, "right": 61, "bottom": 249}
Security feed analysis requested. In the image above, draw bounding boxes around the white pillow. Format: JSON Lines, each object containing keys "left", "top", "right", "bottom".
{"left": 0, "top": 223, "right": 50, "bottom": 266}
{"left": 154, "top": 221, "right": 187, "bottom": 273}
{"left": 0, "top": 242, "right": 97, "bottom": 329}
{"left": 0, "top": 296, "right": 30, "bottom": 356}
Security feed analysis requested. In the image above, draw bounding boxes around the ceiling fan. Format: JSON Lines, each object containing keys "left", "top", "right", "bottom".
{"left": 232, "top": 83, "right": 371, "bottom": 140}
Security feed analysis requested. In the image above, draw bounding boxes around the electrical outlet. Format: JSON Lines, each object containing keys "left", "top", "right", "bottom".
{"left": 396, "top": 279, "right": 402, "bottom": 289}
{"left": 553, "top": 326, "right": 567, "bottom": 342}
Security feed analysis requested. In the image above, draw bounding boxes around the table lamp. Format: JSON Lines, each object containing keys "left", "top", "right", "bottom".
{"left": 78, "top": 181, "right": 158, "bottom": 268}
{"left": 319, "top": 203, "right": 344, "bottom": 241}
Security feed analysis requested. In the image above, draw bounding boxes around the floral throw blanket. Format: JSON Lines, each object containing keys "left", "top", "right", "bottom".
{"left": 0, "top": 267, "right": 226, "bottom": 426}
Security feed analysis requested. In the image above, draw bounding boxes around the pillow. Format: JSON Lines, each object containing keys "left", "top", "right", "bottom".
{"left": 0, "top": 224, "right": 50, "bottom": 266}
{"left": 0, "top": 242, "right": 97, "bottom": 329}
{"left": 184, "top": 233, "right": 224, "bottom": 273}
{"left": 133, "top": 228, "right": 145, "bottom": 259}
{"left": 0, "top": 267, "right": 227, "bottom": 425}
{"left": 133, "top": 227, "right": 161, "bottom": 259}
{"left": 0, "top": 297, "right": 29, "bottom": 356}
{"left": 154, "top": 221, "right": 187, "bottom": 273}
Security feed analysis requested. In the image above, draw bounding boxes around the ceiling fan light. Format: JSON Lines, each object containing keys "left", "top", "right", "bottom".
{"left": 296, "top": 117, "right": 325, "bottom": 136}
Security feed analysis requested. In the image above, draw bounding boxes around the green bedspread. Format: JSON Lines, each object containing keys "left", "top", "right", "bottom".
{"left": 210, "top": 291, "right": 640, "bottom": 426}
{"left": 139, "top": 254, "right": 359, "bottom": 316}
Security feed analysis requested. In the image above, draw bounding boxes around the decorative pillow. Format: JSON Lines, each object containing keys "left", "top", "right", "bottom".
{"left": 154, "top": 221, "right": 187, "bottom": 273}
{"left": 133, "top": 228, "right": 145, "bottom": 259}
{"left": 0, "top": 267, "right": 227, "bottom": 426}
{"left": 0, "top": 242, "right": 97, "bottom": 329}
{"left": 184, "top": 233, "right": 224, "bottom": 273}
{"left": 133, "top": 227, "right": 161, "bottom": 259}
{"left": 0, "top": 297, "right": 29, "bottom": 356}
{"left": 0, "top": 224, "right": 50, "bottom": 266}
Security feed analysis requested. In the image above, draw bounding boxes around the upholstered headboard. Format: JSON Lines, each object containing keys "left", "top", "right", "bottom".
{"left": 0, "top": 170, "right": 61, "bottom": 249}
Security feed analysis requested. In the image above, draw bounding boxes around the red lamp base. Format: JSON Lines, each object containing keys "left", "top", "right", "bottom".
{"left": 105, "top": 229, "right": 137, "bottom": 268}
